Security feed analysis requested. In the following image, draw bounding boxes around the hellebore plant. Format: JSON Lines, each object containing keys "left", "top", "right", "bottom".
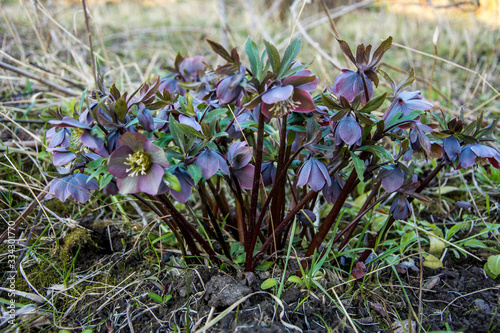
{"left": 43, "top": 36, "right": 500, "bottom": 278}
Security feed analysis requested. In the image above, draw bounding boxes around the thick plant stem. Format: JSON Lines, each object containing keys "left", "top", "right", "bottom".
{"left": 357, "top": 160, "right": 446, "bottom": 263}
{"left": 157, "top": 194, "right": 219, "bottom": 263}
{"left": 306, "top": 168, "right": 360, "bottom": 256}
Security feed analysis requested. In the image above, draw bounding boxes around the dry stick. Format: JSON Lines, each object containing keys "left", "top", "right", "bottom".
{"left": 320, "top": 0, "right": 350, "bottom": 67}
{"left": 82, "top": 0, "right": 97, "bottom": 89}
{"left": 0, "top": 61, "right": 79, "bottom": 97}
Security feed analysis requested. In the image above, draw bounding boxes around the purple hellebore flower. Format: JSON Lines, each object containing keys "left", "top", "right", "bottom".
{"left": 443, "top": 136, "right": 461, "bottom": 163}
{"left": 331, "top": 113, "right": 363, "bottom": 146}
{"left": 296, "top": 158, "right": 331, "bottom": 192}
{"left": 216, "top": 66, "right": 246, "bottom": 106}
{"left": 158, "top": 74, "right": 185, "bottom": 95}
{"left": 332, "top": 69, "right": 373, "bottom": 104}
{"left": 46, "top": 127, "right": 71, "bottom": 149}
{"left": 389, "top": 194, "right": 410, "bottom": 220}
{"left": 297, "top": 209, "right": 317, "bottom": 226}
{"left": 137, "top": 107, "right": 155, "bottom": 132}
{"left": 247, "top": 64, "right": 318, "bottom": 119}
{"left": 179, "top": 114, "right": 203, "bottom": 133}
{"left": 322, "top": 174, "right": 344, "bottom": 204}
{"left": 195, "top": 149, "right": 229, "bottom": 179}
{"left": 48, "top": 147, "right": 77, "bottom": 166}
{"left": 410, "top": 122, "right": 434, "bottom": 156}
{"left": 228, "top": 142, "right": 255, "bottom": 190}
{"left": 383, "top": 91, "right": 433, "bottom": 126}
{"left": 261, "top": 162, "right": 277, "bottom": 187}
{"left": 457, "top": 144, "right": 500, "bottom": 170}
{"left": 169, "top": 167, "right": 195, "bottom": 204}
{"left": 45, "top": 173, "right": 98, "bottom": 203}
{"left": 179, "top": 55, "right": 207, "bottom": 82}
{"left": 380, "top": 165, "right": 406, "bottom": 193}
{"left": 107, "top": 132, "right": 169, "bottom": 195}
{"left": 227, "top": 112, "right": 253, "bottom": 139}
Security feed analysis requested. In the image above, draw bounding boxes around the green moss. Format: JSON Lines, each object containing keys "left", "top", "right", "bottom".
{"left": 58, "top": 227, "right": 97, "bottom": 264}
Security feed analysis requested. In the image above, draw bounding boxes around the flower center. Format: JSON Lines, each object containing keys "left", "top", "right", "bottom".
{"left": 476, "top": 157, "right": 490, "bottom": 166}
{"left": 267, "top": 98, "right": 301, "bottom": 118}
{"left": 70, "top": 128, "right": 83, "bottom": 150}
{"left": 125, "top": 151, "right": 152, "bottom": 177}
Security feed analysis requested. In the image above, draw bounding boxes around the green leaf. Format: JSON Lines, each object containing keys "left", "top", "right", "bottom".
{"left": 245, "top": 38, "right": 260, "bottom": 80}
{"left": 263, "top": 40, "right": 281, "bottom": 74}
{"left": 207, "top": 39, "right": 233, "bottom": 63}
{"left": 485, "top": 254, "right": 500, "bottom": 279}
{"left": 86, "top": 157, "right": 104, "bottom": 169}
{"left": 99, "top": 172, "right": 113, "bottom": 190}
{"left": 115, "top": 96, "right": 128, "bottom": 123}
{"left": 287, "top": 275, "right": 304, "bottom": 285}
{"left": 260, "top": 278, "right": 278, "bottom": 290}
{"left": 204, "top": 108, "right": 228, "bottom": 123}
{"left": 165, "top": 170, "right": 181, "bottom": 192}
{"left": 349, "top": 151, "right": 365, "bottom": 180}
{"left": 88, "top": 165, "right": 108, "bottom": 180}
{"left": 446, "top": 224, "right": 462, "bottom": 241}
{"left": 428, "top": 236, "right": 446, "bottom": 256}
{"left": 361, "top": 93, "right": 387, "bottom": 113}
{"left": 148, "top": 292, "right": 164, "bottom": 303}
{"left": 423, "top": 254, "right": 443, "bottom": 269}
{"left": 463, "top": 239, "right": 488, "bottom": 249}
{"left": 168, "top": 114, "right": 184, "bottom": 154}
{"left": 278, "top": 38, "right": 302, "bottom": 78}
{"left": 176, "top": 124, "right": 205, "bottom": 139}
{"left": 357, "top": 145, "right": 392, "bottom": 161}
{"left": 77, "top": 88, "right": 89, "bottom": 114}
{"left": 164, "top": 294, "right": 173, "bottom": 303}
{"left": 187, "top": 163, "right": 202, "bottom": 185}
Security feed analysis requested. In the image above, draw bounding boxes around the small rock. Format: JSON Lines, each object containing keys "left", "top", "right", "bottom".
{"left": 473, "top": 299, "right": 491, "bottom": 314}
{"left": 392, "top": 319, "right": 416, "bottom": 333}
{"left": 423, "top": 275, "right": 440, "bottom": 290}
{"left": 204, "top": 275, "right": 252, "bottom": 308}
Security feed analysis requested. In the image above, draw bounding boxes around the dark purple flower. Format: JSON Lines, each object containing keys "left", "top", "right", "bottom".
{"left": 389, "top": 194, "right": 410, "bottom": 220}
{"left": 296, "top": 158, "right": 331, "bottom": 192}
{"left": 195, "top": 149, "right": 229, "bottom": 179}
{"left": 383, "top": 90, "right": 433, "bottom": 126}
{"left": 107, "top": 132, "right": 169, "bottom": 195}
{"left": 333, "top": 37, "right": 392, "bottom": 104}
{"left": 45, "top": 173, "right": 98, "bottom": 203}
{"left": 137, "top": 107, "right": 155, "bottom": 132}
{"left": 46, "top": 127, "right": 71, "bottom": 149}
{"left": 331, "top": 113, "right": 363, "bottom": 146}
{"left": 227, "top": 112, "right": 253, "bottom": 139}
{"left": 297, "top": 209, "right": 316, "bottom": 226}
{"left": 380, "top": 165, "right": 406, "bottom": 193}
{"left": 179, "top": 55, "right": 207, "bottom": 82}
{"left": 227, "top": 142, "right": 254, "bottom": 190}
{"left": 332, "top": 69, "right": 373, "bottom": 104}
{"left": 457, "top": 144, "right": 500, "bottom": 170}
{"left": 179, "top": 115, "right": 203, "bottom": 133}
{"left": 49, "top": 116, "right": 92, "bottom": 130}
{"left": 217, "top": 75, "right": 244, "bottom": 105}
{"left": 48, "top": 147, "right": 76, "bottom": 166}
{"left": 169, "top": 167, "right": 195, "bottom": 204}
{"left": 159, "top": 74, "right": 185, "bottom": 95}
{"left": 443, "top": 136, "right": 461, "bottom": 163}
{"left": 261, "top": 162, "right": 277, "bottom": 187}
{"left": 322, "top": 174, "right": 344, "bottom": 204}
{"left": 409, "top": 122, "right": 433, "bottom": 156}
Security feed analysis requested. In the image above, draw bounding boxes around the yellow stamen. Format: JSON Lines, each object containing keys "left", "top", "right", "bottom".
{"left": 267, "top": 98, "right": 301, "bottom": 118}
{"left": 125, "top": 151, "right": 152, "bottom": 177}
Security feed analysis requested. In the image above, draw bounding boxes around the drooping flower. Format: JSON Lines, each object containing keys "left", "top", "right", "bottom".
{"left": 322, "top": 174, "right": 344, "bottom": 204}
{"left": 137, "top": 107, "right": 155, "bottom": 132}
{"left": 383, "top": 90, "right": 433, "bottom": 125}
{"left": 457, "top": 144, "right": 500, "bottom": 170}
{"left": 389, "top": 194, "right": 410, "bottom": 220}
{"left": 332, "top": 37, "right": 392, "bottom": 104}
{"left": 169, "top": 167, "right": 195, "bottom": 204}
{"left": 261, "top": 162, "right": 277, "bottom": 187}
{"left": 227, "top": 142, "right": 254, "bottom": 190}
{"left": 296, "top": 158, "right": 331, "bottom": 192}
{"left": 442, "top": 136, "right": 461, "bottom": 163}
{"left": 331, "top": 113, "right": 363, "bottom": 146}
{"left": 107, "top": 133, "right": 169, "bottom": 195}
{"left": 379, "top": 165, "right": 406, "bottom": 193}
{"left": 45, "top": 173, "right": 99, "bottom": 203}
{"left": 195, "top": 149, "right": 229, "bottom": 179}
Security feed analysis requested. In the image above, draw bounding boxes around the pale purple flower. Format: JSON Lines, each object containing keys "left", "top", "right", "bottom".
{"left": 45, "top": 173, "right": 98, "bottom": 203}
{"left": 443, "top": 136, "right": 461, "bottom": 163}
{"left": 107, "top": 133, "right": 169, "bottom": 195}
{"left": 296, "top": 158, "right": 331, "bottom": 192}
{"left": 227, "top": 142, "right": 254, "bottom": 190}
{"left": 380, "top": 165, "right": 406, "bottom": 193}
{"left": 169, "top": 167, "right": 195, "bottom": 204}
{"left": 457, "top": 144, "right": 500, "bottom": 170}
{"left": 195, "top": 149, "right": 229, "bottom": 179}
{"left": 331, "top": 113, "right": 363, "bottom": 146}
{"left": 332, "top": 69, "right": 373, "bottom": 104}
{"left": 383, "top": 91, "right": 433, "bottom": 125}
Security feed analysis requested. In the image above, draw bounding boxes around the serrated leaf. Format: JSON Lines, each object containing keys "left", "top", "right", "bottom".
{"left": 423, "top": 254, "right": 443, "bottom": 269}
{"left": 349, "top": 151, "right": 365, "bottom": 180}
{"left": 263, "top": 40, "right": 280, "bottom": 74}
{"left": 287, "top": 275, "right": 304, "bottom": 285}
{"left": 260, "top": 278, "right": 278, "bottom": 290}
{"left": 207, "top": 39, "right": 233, "bottom": 63}
{"left": 357, "top": 145, "right": 392, "bottom": 161}
{"left": 278, "top": 38, "right": 302, "bottom": 78}
{"left": 361, "top": 93, "right": 387, "bottom": 113}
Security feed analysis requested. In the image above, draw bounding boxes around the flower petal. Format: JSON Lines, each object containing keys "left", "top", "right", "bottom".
{"left": 49, "top": 116, "right": 91, "bottom": 130}
{"left": 117, "top": 176, "right": 140, "bottom": 195}
{"left": 381, "top": 166, "right": 405, "bottom": 193}
{"left": 292, "top": 88, "right": 316, "bottom": 113}
{"left": 138, "top": 164, "right": 165, "bottom": 195}
{"left": 262, "top": 85, "right": 294, "bottom": 104}
{"left": 145, "top": 141, "right": 169, "bottom": 168}
{"left": 338, "top": 115, "right": 362, "bottom": 146}
{"left": 108, "top": 146, "right": 134, "bottom": 178}
{"left": 234, "top": 164, "right": 254, "bottom": 189}
{"left": 118, "top": 132, "right": 147, "bottom": 152}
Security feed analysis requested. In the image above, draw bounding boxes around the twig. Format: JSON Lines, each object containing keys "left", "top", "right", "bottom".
{"left": 82, "top": 0, "right": 98, "bottom": 89}
{"left": 0, "top": 61, "right": 79, "bottom": 97}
